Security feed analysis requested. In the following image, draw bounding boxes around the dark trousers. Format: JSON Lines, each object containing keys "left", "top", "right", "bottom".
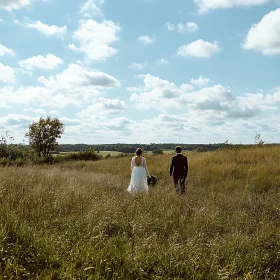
{"left": 173, "top": 177, "right": 186, "bottom": 194}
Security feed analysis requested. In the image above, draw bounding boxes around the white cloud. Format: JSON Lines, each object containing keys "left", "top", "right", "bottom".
{"left": 177, "top": 39, "right": 221, "bottom": 58}
{"left": 0, "top": 0, "right": 30, "bottom": 11}
{"left": 242, "top": 9, "right": 280, "bottom": 55}
{"left": 194, "top": 0, "right": 271, "bottom": 13}
{"left": 0, "top": 18, "right": 3, "bottom": 22}
{"left": 24, "top": 107, "right": 59, "bottom": 116}
{"left": 99, "top": 117, "right": 133, "bottom": 130}
{"left": 19, "top": 54, "right": 64, "bottom": 71}
{"left": 138, "top": 35, "right": 156, "bottom": 44}
{"left": 181, "top": 22, "right": 199, "bottom": 33}
{"left": 69, "top": 19, "right": 120, "bottom": 60}
{"left": 38, "top": 63, "right": 120, "bottom": 92}
{"left": 156, "top": 58, "right": 169, "bottom": 65}
{"left": 0, "top": 63, "right": 15, "bottom": 83}
{"left": 129, "top": 74, "right": 184, "bottom": 110}
{"left": 26, "top": 21, "right": 67, "bottom": 38}
{"left": 128, "top": 74, "right": 272, "bottom": 122}
{"left": 167, "top": 22, "right": 199, "bottom": 33}
{"left": 0, "top": 114, "right": 33, "bottom": 128}
{"left": 0, "top": 43, "right": 15, "bottom": 56}
{"left": 0, "top": 64, "right": 120, "bottom": 109}
{"left": 166, "top": 22, "right": 175, "bottom": 31}
{"left": 129, "top": 62, "right": 145, "bottom": 70}
{"left": 24, "top": 108, "right": 47, "bottom": 114}
{"left": 49, "top": 110, "right": 60, "bottom": 115}
{"left": 81, "top": 0, "right": 104, "bottom": 17}
{"left": 0, "top": 86, "right": 68, "bottom": 108}
{"left": 76, "top": 97, "right": 126, "bottom": 117}
{"left": 190, "top": 75, "right": 210, "bottom": 87}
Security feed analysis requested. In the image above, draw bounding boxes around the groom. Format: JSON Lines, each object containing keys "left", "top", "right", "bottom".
{"left": 170, "top": 146, "right": 188, "bottom": 195}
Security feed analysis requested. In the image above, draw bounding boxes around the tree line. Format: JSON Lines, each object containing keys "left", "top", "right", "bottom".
{"left": 58, "top": 143, "right": 225, "bottom": 153}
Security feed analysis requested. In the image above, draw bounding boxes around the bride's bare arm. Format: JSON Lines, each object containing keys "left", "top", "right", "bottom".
{"left": 143, "top": 157, "right": 150, "bottom": 177}
{"left": 130, "top": 157, "right": 134, "bottom": 170}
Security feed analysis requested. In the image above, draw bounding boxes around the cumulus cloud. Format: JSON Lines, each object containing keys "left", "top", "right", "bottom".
{"left": 76, "top": 97, "right": 126, "bottom": 118}
{"left": 24, "top": 107, "right": 60, "bottom": 116}
{"left": 37, "top": 63, "right": 120, "bottom": 101}
{"left": 0, "top": 44, "right": 15, "bottom": 56}
{"left": 60, "top": 117, "right": 82, "bottom": 127}
{"left": 0, "top": 63, "right": 15, "bottom": 83}
{"left": 0, "top": 18, "right": 3, "bottom": 22}
{"left": 69, "top": 19, "right": 120, "bottom": 60}
{"left": 138, "top": 35, "right": 156, "bottom": 44}
{"left": 166, "top": 22, "right": 199, "bottom": 33}
{"left": 19, "top": 54, "right": 64, "bottom": 71}
{"left": 166, "top": 23, "right": 175, "bottom": 31}
{"left": 100, "top": 117, "right": 133, "bottom": 130}
{"left": 129, "top": 74, "right": 185, "bottom": 110}
{"left": 24, "top": 108, "right": 47, "bottom": 114}
{"left": 0, "top": 64, "right": 120, "bottom": 109}
{"left": 1, "top": 114, "right": 33, "bottom": 128}
{"left": 80, "top": 0, "right": 104, "bottom": 17}
{"left": 190, "top": 75, "right": 210, "bottom": 87}
{"left": 0, "top": 85, "right": 69, "bottom": 108}
{"left": 177, "top": 39, "right": 221, "bottom": 58}
{"left": 128, "top": 74, "right": 272, "bottom": 121}
{"left": 242, "top": 9, "right": 280, "bottom": 55}
{"left": 156, "top": 58, "right": 169, "bottom": 65}
{"left": 194, "top": 0, "right": 271, "bottom": 13}
{"left": 25, "top": 21, "right": 67, "bottom": 38}
{"left": 129, "top": 62, "right": 145, "bottom": 70}
{"left": 0, "top": 0, "right": 30, "bottom": 11}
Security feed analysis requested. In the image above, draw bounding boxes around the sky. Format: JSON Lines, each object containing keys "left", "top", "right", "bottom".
{"left": 0, "top": 0, "right": 280, "bottom": 144}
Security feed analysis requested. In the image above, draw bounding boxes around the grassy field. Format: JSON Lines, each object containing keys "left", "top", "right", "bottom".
{"left": 1, "top": 146, "right": 280, "bottom": 279}
{"left": 98, "top": 151, "right": 124, "bottom": 157}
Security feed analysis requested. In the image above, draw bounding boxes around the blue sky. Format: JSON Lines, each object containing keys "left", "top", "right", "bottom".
{"left": 0, "top": 0, "right": 280, "bottom": 144}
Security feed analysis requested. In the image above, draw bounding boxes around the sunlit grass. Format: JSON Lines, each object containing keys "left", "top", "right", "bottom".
{"left": 1, "top": 146, "right": 280, "bottom": 278}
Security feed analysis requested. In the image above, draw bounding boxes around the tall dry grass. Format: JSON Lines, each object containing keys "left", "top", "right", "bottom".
{"left": 1, "top": 146, "right": 280, "bottom": 279}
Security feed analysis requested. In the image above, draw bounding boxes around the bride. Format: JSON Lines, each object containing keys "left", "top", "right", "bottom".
{"left": 127, "top": 148, "right": 150, "bottom": 193}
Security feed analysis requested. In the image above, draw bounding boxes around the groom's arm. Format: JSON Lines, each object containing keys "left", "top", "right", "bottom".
{"left": 170, "top": 157, "right": 174, "bottom": 176}
{"left": 184, "top": 157, "right": 188, "bottom": 178}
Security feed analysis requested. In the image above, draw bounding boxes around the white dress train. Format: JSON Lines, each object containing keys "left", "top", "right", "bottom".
{"left": 127, "top": 156, "right": 149, "bottom": 193}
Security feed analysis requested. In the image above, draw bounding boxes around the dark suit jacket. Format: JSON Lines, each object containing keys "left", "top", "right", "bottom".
{"left": 170, "top": 153, "right": 188, "bottom": 179}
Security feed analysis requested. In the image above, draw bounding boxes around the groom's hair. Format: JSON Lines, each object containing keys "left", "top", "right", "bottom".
{"left": 136, "top": 148, "right": 143, "bottom": 156}
{"left": 175, "top": 146, "right": 182, "bottom": 153}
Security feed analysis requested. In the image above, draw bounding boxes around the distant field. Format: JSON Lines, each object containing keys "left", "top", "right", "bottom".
{"left": 56, "top": 151, "right": 123, "bottom": 157}
{"left": 99, "top": 150, "right": 174, "bottom": 156}
{"left": 98, "top": 150, "right": 123, "bottom": 157}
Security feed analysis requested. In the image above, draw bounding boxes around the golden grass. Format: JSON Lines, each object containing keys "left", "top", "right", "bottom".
{"left": 1, "top": 146, "right": 280, "bottom": 279}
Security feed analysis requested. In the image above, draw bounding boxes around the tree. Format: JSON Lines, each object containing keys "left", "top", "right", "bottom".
{"left": 0, "top": 131, "right": 14, "bottom": 158}
{"left": 25, "top": 117, "right": 64, "bottom": 157}
{"left": 254, "top": 133, "right": 265, "bottom": 145}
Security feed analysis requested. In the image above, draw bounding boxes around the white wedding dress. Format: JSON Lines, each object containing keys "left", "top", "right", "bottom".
{"left": 127, "top": 156, "right": 149, "bottom": 193}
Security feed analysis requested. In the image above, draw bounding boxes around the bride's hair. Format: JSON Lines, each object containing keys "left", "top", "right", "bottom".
{"left": 135, "top": 148, "right": 143, "bottom": 156}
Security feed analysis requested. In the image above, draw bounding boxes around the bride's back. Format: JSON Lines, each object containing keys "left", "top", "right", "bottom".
{"left": 134, "top": 156, "right": 142, "bottom": 166}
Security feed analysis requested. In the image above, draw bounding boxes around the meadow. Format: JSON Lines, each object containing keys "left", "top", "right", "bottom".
{"left": 1, "top": 146, "right": 280, "bottom": 279}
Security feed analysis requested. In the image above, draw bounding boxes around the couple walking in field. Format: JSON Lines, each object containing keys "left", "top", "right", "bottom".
{"left": 127, "top": 146, "right": 188, "bottom": 195}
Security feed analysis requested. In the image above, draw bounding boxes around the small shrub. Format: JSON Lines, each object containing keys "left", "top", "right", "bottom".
{"left": 152, "top": 149, "right": 164, "bottom": 155}
{"left": 57, "top": 148, "right": 101, "bottom": 162}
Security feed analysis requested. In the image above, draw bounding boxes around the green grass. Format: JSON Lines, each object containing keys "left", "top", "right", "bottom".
{"left": 1, "top": 146, "right": 280, "bottom": 279}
